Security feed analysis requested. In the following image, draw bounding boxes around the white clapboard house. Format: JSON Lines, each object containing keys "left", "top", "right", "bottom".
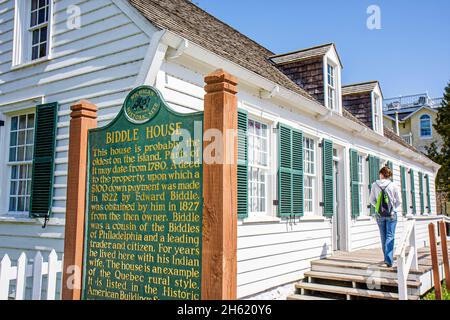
{"left": 0, "top": 0, "right": 441, "bottom": 299}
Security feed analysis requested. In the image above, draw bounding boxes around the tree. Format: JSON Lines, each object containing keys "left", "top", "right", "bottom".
{"left": 426, "top": 82, "right": 450, "bottom": 212}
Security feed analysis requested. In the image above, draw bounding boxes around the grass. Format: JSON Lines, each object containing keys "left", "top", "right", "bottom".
{"left": 423, "top": 283, "right": 450, "bottom": 300}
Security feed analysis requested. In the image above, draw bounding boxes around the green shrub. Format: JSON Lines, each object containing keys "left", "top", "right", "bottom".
{"left": 423, "top": 283, "right": 450, "bottom": 300}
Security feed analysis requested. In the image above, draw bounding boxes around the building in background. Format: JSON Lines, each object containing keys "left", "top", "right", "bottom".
{"left": 383, "top": 93, "right": 443, "bottom": 154}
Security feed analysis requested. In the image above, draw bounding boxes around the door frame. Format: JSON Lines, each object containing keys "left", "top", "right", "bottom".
{"left": 332, "top": 145, "right": 349, "bottom": 252}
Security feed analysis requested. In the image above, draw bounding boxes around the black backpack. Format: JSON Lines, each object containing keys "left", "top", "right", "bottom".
{"left": 375, "top": 183, "right": 394, "bottom": 217}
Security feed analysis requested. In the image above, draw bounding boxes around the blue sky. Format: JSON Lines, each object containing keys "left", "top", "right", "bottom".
{"left": 193, "top": 0, "right": 450, "bottom": 98}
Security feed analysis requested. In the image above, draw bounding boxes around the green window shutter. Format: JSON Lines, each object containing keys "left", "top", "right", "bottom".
{"left": 350, "top": 149, "right": 360, "bottom": 218}
{"left": 291, "top": 130, "right": 304, "bottom": 217}
{"left": 29, "top": 102, "right": 58, "bottom": 218}
{"left": 419, "top": 172, "right": 425, "bottom": 214}
{"left": 410, "top": 169, "right": 416, "bottom": 214}
{"left": 277, "top": 124, "right": 304, "bottom": 217}
{"left": 278, "top": 124, "right": 292, "bottom": 217}
{"left": 425, "top": 175, "right": 432, "bottom": 214}
{"left": 237, "top": 109, "right": 248, "bottom": 220}
{"left": 368, "top": 155, "right": 380, "bottom": 215}
{"left": 400, "top": 166, "right": 408, "bottom": 216}
{"left": 322, "top": 139, "right": 334, "bottom": 218}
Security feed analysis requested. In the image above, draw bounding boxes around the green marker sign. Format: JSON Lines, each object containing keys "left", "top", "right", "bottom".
{"left": 82, "top": 86, "right": 204, "bottom": 300}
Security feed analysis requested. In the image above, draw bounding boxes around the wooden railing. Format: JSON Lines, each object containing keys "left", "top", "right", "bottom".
{"left": 0, "top": 250, "right": 63, "bottom": 300}
{"left": 395, "top": 219, "right": 419, "bottom": 300}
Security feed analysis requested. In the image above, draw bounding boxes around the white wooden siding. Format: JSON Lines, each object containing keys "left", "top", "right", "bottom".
{"left": 0, "top": 1, "right": 156, "bottom": 299}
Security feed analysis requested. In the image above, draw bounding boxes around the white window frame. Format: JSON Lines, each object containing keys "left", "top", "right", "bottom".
{"left": 326, "top": 63, "right": 337, "bottom": 111}
{"left": 247, "top": 117, "right": 272, "bottom": 217}
{"left": 12, "top": 0, "right": 54, "bottom": 68}
{"left": 0, "top": 108, "right": 36, "bottom": 217}
{"left": 419, "top": 114, "right": 432, "bottom": 139}
{"left": 357, "top": 154, "right": 367, "bottom": 216}
{"left": 303, "top": 135, "right": 317, "bottom": 216}
{"left": 372, "top": 93, "right": 382, "bottom": 134}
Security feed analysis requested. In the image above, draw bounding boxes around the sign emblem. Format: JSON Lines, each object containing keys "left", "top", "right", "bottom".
{"left": 124, "top": 86, "right": 161, "bottom": 124}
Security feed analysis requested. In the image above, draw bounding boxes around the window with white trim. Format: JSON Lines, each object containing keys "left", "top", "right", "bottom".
{"left": 303, "top": 137, "right": 316, "bottom": 214}
{"left": 420, "top": 114, "right": 432, "bottom": 138}
{"left": 373, "top": 95, "right": 381, "bottom": 133}
{"left": 327, "top": 64, "right": 336, "bottom": 110}
{"left": 357, "top": 155, "right": 366, "bottom": 215}
{"left": 248, "top": 119, "right": 269, "bottom": 215}
{"left": 30, "top": 0, "right": 50, "bottom": 60}
{"left": 12, "top": 0, "right": 52, "bottom": 66}
{"left": 8, "top": 113, "right": 35, "bottom": 213}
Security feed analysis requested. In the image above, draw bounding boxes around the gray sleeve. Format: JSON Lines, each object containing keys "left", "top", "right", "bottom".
{"left": 369, "top": 183, "right": 377, "bottom": 207}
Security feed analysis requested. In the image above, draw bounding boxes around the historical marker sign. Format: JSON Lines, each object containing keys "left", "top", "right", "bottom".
{"left": 82, "top": 86, "right": 204, "bottom": 300}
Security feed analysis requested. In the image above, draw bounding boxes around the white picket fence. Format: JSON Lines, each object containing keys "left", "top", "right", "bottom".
{"left": 0, "top": 250, "right": 63, "bottom": 300}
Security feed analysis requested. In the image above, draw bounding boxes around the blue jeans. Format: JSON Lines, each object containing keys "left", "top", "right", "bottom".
{"left": 376, "top": 213, "right": 398, "bottom": 266}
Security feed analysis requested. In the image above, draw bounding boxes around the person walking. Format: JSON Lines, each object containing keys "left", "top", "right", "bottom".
{"left": 369, "top": 166, "right": 402, "bottom": 268}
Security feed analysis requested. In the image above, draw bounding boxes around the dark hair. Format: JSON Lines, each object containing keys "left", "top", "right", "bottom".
{"left": 379, "top": 166, "right": 393, "bottom": 179}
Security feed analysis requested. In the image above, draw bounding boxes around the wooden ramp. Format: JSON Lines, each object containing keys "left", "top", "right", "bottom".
{"left": 289, "top": 243, "right": 450, "bottom": 300}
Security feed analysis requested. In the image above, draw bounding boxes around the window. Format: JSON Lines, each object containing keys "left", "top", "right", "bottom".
{"left": 30, "top": 0, "right": 50, "bottom": 60}
{"left": 327, "top": 64, "right": 336, "bottom": 110}
{"left": 248, "top": 119, "right": 269, "bottom": 215}
{"left": 303, "top": 137, "right": 316, "bottom": 214}
{"left": 357, "top": 155, "right": 366, "bottom": 215}
{"left": 12, "top": 0, "right": 52, "bottom": 66}
{"left": 373, "top": 95, "right": 381, "bottom": 133}
{"left": 420, "top": 114, "right": 432, "bottom": 138}
{"left": 8, "top": 113, "right": 35, "bottom": 213}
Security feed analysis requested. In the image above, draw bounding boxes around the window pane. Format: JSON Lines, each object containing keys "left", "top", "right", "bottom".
{"left": 26, "top": 129, "right": 34, "bottom": 145}
{"left": 25, "top": 146, "right": 33, "bottom": 160}
{"left": 31, "top": 12, "right": 37, "bottom": 27}
{"left": 18, "top": 130, "right": 26, "bottom": 146}
{"left": 32, "top": 29, "right": 40, "bottom": 45}
{"left": 11, "top": 116, "right": 18, "bottom": 131}
{"left": 39, "top": 0, "right": 46, "bottom": 7}
{"left": 11, "top": 166, "right": 18, "bottom": 179}
{"left": 39, "top": 43, "right": 47, "bottom": 58}
{"left": 40, "top": 26, "right": 48, "bottom": 42}
{"left": 10, "top": 181, "right": 17, "bottom": 195}
{"left": 19, "top": 115, "right": 27, "bottom": 129}
{"left": 9, "top": 197, "right": 16, "bottom": 212}
{"left": 10, "top": 131, "right": 17, "bottom": 146}
{"left": 9, "top": 147, "right": 16, "bottom": 162}
{"left": 32, "top": 0, "right": 38, "bottom": 10}
{"left": 38, "top": 8, "right": 46, "bottom": 24}
{"left": 28, "top": 114, "right": 35, "bottom": 128}
{"left": 17, "top": 146, "right": 25, "bottom": 161}
{"left": 32, "top": 46, "right": 39, "bottom": 60}
{"left": 17, "top": 197, "right": 25, "bottom": 212}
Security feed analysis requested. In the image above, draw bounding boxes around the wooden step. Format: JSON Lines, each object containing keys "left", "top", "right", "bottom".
{"left": 312, "top": 258, "right": 425, "bottom": 274}
{"left": 288, "top": 294, "right": 335, "bottom": 301}
{"left": 311, "top": 259, "right": 423, "bottom": 281}
{"left": 296, "top": 282, "right": 419, "bottom": 300}
{"left": 304, "top": 271, "right": 421, "bottom": 288}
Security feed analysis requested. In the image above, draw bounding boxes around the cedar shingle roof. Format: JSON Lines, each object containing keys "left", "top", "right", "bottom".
{"left": 128, "top": 0, "right": 428, "bottom": 160}
{"left": 269, "top": 43, "right": 341, "bottom": 66}
{"left": 342, "top": 81, "right": 379, "bottom": 96}
{"left": 128, "top": 0, "right": 314, "bottom": 101}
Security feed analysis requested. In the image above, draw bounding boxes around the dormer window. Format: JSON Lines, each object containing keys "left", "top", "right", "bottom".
{"left": 327, "top": 63, "right": 336, "bottom": 110}
{"left": 372, "top": 92, "right": 384, "bottom": 134}
{"left": 12, "top": 0, "right": 53, "bottom": 67}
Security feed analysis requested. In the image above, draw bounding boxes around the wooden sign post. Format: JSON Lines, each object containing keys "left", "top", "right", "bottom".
{"left": 62, "top": 101, "right": 98, "bottom": 300}
{"left": 202, "top": 69, "right": 238, "bottom": 300}
{"left": 439, "top": 221, "right": 450, "bottom": 289}
{"left": 428, "top": 223, "right": 442, "bottom": 300}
